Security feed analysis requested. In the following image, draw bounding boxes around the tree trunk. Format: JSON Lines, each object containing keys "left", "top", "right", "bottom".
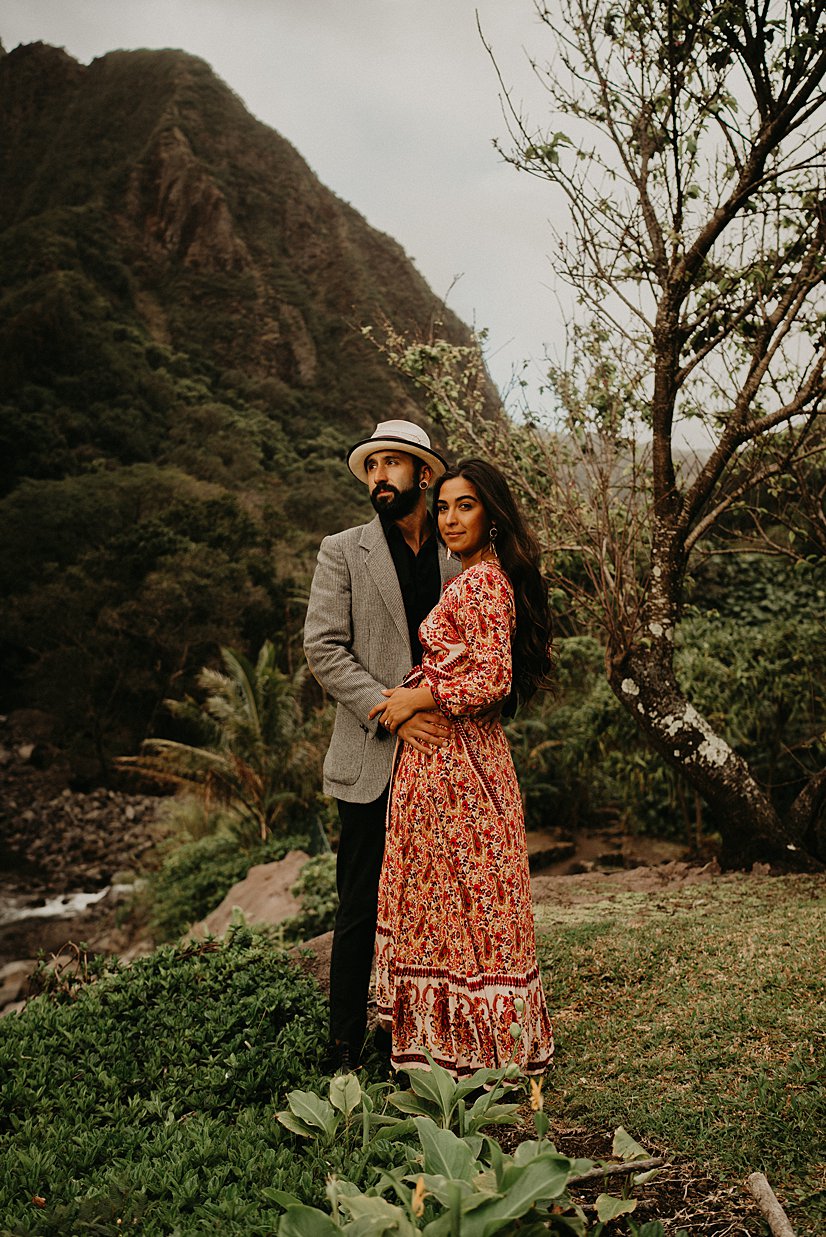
{"left": 606, "top": 527, "right": 825, "bottom": 866}
{"left": 608, "top": 638, "right": 825, "bottom": 864}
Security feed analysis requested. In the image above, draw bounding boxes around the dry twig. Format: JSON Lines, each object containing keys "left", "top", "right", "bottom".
{"left": 567, "top": 1155, "right": 666, "bottom": 1185}
{"left": 747, "top": 1172, "right": 796, "bottom": 1237}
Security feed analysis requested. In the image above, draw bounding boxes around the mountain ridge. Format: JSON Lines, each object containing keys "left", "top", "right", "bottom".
{"left": 0, "top": 40, "right": 495, "bottom": 775}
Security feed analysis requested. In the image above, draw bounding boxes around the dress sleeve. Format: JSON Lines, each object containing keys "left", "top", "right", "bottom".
{"left": 422, "top": 566, "right": 514, "bottom": 717}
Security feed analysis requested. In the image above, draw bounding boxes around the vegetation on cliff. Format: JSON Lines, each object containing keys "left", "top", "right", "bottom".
{"left": 0, "top": 41, "right": 490, "bottom": 778}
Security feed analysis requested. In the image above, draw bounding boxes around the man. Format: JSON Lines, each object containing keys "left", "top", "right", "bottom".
{"left": 304, "top": 419, "right": 460, "bottom": 1070}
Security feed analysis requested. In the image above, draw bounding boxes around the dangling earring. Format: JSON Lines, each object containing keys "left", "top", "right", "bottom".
{"left": 488, "top": 525, "right": 499, "bottom": 557}
{"left": 445, "top": 547, "right": 453, "bottom": 559}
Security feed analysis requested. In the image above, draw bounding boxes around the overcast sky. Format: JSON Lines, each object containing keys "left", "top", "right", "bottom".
{"left": 4, "top": 0, "right": 571, "bottom": 408}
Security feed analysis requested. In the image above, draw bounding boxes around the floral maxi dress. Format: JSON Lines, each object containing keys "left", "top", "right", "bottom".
{"left": 375, "top": 561, "right": 554, "bottom": 1078}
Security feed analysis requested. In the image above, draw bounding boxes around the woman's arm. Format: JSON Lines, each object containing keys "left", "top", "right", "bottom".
{"left": 423, "top": 567, "right": 513, "bottom": 718}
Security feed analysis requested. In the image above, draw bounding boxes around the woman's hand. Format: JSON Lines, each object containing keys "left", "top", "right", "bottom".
{"left": 398, "top": 710, "right": 452, "bottom": 754}
{"left": 368, "top": 685, "right": 436, "bottom": 734}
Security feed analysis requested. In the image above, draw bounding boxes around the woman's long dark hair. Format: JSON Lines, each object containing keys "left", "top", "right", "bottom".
{"left": 433, "top": 458, "right": 553, "bottom": 709}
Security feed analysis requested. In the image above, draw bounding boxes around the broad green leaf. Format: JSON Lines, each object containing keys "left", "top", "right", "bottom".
{"left": 340, "top": 1192, "right": 419, "bottom": 1234}
{"left": 285, "top": 1089, "right": 337, "bottom": 1134}
{"left": 424, "top": 1155, "right": 573, "bottom": 1235}
{"left": 367, "top": 1118, "right": 417, "bottom": 1145}
{"left": 342, "top": 1194, "right": 410, "bottom": 1217}
{"left": 473, "top": 1168, "right": 498, "bottom": 1194}
{"left": 326, "top": 1177, "right": 361, "bottom": 1201}
{"left": 407, "top": 1171, "right": 474, "bottom": 1206}
{"left": 329, "top": 1071, "right": 362, "bottom": 1115}
{"left": 633, "top": 1167, "right": 661, "bottom": 1185}
{"left": 595, "top": 1193, "right": 637, "bottom": 1221}
{"left": 388, "top": 1091, "right": 436, "bottom": 1117}
{"left": 500, "top": 1151, "right": 571, "bottom": 1196}
{"left": 513, "top": 1139, "right": 545, "bottom": 1165}
{"left": 480, "top": 1134, "right": 505, "bottom": 1187}
{"left": 465, "top": 1133, "right": 484, "bottom": 1161}
{"left": 261, "top": 1187, "right": 303, "bottom": 1207}
{"left": 491, "top": 1152, "right": 573, "bottom": 1211}
{"left": 346, "top": 1222, "right": 416, "bottom": 1237}
{"left": 275, "top": 1111, "right": 315, "bottom": 1138}
{"left": 612, "top": 1126, "right": 649, "bottom": 1161}
{"left": 415, "top": 1117, "right": 477, "bottom": 1182}
{"left": 407, "top": 1054, "right": 457, "bottom": 1119}
{"left": 277, "top": 1205, "right": 340, "bottom": 1235}
{"left": 453, "top": 1067, "right": 510, "bottom": 1098}
{"left": 466, "top": 1096, "right": 520, "bottom": 1131}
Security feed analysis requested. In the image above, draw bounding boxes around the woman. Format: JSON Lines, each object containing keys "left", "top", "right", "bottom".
{"left": 368, "top": 458, "right": 554, "bottom": 1079}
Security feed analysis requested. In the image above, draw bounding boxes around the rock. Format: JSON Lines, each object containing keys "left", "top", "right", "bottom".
{"left": 292, "top": 930, "right": 333, "bottom": 994}
{"left": 188, "top": 850, "right": 311, "bottom": 939}
{"left": 525, "top": 831, "right": 576, "bottom": 871}
{"left": 0, "top": 959, "right": 36, "bottom": 1010}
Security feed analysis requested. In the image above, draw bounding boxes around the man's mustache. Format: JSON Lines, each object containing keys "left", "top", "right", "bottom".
{"left": 373, "top": 485, "right": 398, "bottom": 497}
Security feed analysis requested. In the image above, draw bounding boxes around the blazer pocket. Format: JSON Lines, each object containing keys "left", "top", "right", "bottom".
{"left": 323, "top": 711, "right": 367, "bottom": 786}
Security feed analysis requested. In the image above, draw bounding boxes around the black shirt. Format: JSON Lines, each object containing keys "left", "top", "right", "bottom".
{"left": 381, "top": 516, "right": 441, "bottom": 666}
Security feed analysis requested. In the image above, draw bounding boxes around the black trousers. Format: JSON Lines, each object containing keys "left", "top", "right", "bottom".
{"left": 328, "top": 789, "right": 388, "bottom": 1054}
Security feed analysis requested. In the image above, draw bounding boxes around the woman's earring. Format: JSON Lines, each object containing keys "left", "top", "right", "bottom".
{"left": 445, "top": 547, "right": 453, "bottom": 560}
{"left": 489, "top": 525, "right": 499, "bottom": 557}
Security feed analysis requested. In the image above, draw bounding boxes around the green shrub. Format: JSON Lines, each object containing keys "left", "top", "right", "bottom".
{"left": 0, "top": 929, "right": 328, "bottom": 1233}
{"left": 147, "top": 831, "right": 308, "bottom": 942}
{"left": 281, "top": 853, "right": 338, "bottom": 944}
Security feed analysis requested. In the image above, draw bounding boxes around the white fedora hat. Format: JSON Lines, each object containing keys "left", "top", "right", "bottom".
{"left": 346, "top": 419, "right": 448, "bottom": 483}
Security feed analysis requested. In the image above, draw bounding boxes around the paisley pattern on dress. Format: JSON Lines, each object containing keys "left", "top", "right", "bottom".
{"left": 375, "top": 561, "right": 554, "bottom": 1078}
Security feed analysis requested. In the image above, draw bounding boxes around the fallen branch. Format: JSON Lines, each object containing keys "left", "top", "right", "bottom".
{"left": 567, "top": 1156, "right": 665, "bottom": 1185}
{"left": 747, "top": 1172, "right": 796, "bottom": 1237}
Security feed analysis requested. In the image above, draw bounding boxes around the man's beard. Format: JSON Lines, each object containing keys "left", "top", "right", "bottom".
{"left": 370, "top": 481, "right": 421, "bottom": 520}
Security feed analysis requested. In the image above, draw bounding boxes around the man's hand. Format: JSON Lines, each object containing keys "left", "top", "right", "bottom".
{"left": 397, "top": 710, "right": 452, "bottom": 755}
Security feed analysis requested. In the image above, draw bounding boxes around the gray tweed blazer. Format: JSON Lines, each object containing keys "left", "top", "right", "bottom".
{"left": 303, "top": 514, "right": 460, "bottom": 803}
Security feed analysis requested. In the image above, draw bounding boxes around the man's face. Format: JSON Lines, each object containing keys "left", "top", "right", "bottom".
{"left": 366, "top": 450, "right": 423, "bottom": 519}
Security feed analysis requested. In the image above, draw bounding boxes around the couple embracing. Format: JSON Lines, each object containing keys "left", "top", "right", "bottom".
{"left": 304, "top": 419, "right": 554, "bottom": 1079}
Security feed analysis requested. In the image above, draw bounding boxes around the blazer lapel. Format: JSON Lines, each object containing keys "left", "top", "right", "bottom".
{"left": 361, "top": 516, "right": 410, "bottom": 647}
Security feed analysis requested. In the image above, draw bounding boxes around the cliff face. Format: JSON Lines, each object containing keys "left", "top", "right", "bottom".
{"left": 0, "top": 41, "right": 488, "bottom": 465}
{"left": 0, "top": 41, "right": 497, "bottom": 774}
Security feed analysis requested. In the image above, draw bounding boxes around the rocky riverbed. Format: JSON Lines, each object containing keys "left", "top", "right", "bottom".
{"left": 0, "top": 711, "right": 170, "bottom": 988}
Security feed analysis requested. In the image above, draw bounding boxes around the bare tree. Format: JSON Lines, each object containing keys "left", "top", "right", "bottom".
{"left": 369, "top": 0, "right": 826, "bottom": 862}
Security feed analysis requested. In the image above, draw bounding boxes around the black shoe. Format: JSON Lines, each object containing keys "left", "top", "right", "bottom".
{"left": 321, "top": 1040, "right": 356, "bottom": 1074}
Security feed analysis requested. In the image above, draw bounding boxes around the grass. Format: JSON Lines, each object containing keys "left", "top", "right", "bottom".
{"left": 534, "top": 872, "right": 826, "bottom": 1235}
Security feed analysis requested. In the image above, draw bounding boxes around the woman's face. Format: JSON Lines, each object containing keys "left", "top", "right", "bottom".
{"left": 436, "top": 476, "right": 491, "bottom": 563}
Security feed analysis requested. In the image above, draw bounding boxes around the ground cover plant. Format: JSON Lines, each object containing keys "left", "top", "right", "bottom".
{"left": 0, "top": 928, "right": 330, "bottom": 1233}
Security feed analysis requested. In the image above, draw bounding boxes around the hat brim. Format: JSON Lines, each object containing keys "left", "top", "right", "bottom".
{"left": 346, "top": 435, "right": 448, "bottom": 483}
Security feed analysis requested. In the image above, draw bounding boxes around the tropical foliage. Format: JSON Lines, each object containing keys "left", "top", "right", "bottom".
{"left": 118, "top": 641, "right": 327, "bottom": 844}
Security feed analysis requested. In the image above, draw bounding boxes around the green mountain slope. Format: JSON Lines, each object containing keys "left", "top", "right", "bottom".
{"left": 0, "top": 40, "right": 490, "bottom": 776}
